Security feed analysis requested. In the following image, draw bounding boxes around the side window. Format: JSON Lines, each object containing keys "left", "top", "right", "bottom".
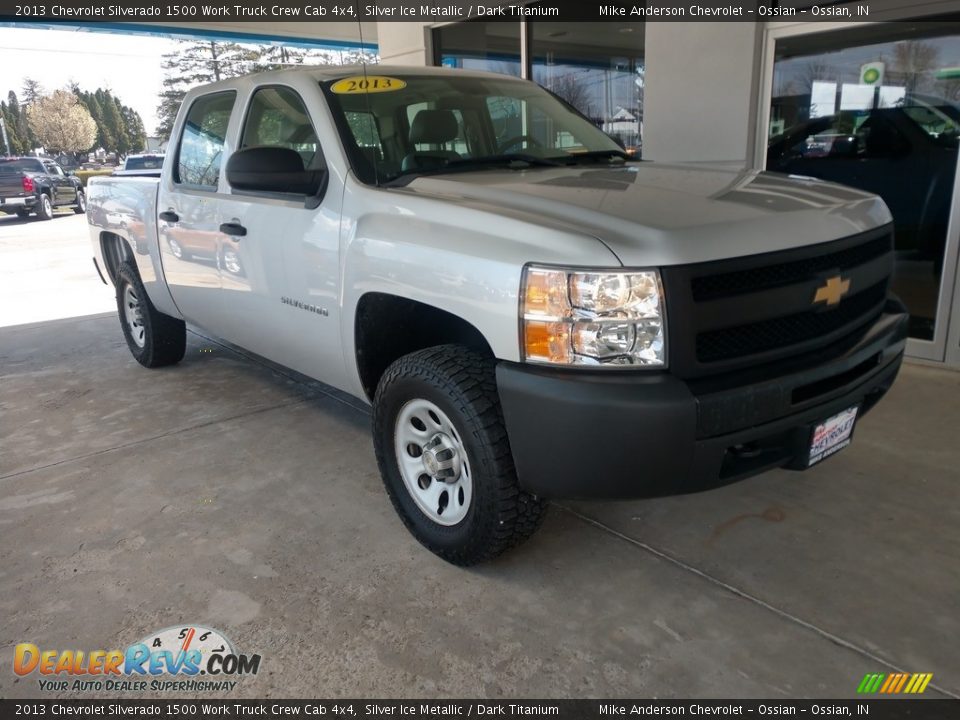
{"left": 240, "top": 86, "right": 323, "bottom": 171}
{"left": 44, "top": 162, "right": 63, "bottom": 176}
{"left": 175, "top": 91, "right": 236, "bottom": 189}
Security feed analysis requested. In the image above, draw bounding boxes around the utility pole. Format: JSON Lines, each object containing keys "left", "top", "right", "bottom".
{"left": 0, "top": 116, "right": 10, "bottom": 157}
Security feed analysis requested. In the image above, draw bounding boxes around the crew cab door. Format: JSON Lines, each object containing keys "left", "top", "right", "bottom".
{"left": 214, "top": 83, "right": 346, "bottom": 386}
{"left": 158, "top": 90, "right": 238, "bottom": 333}
{"left": 43, "top": 161, "right": 75, "bottom": 204}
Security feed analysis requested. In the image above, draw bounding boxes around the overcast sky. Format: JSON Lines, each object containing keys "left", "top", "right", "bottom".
{"left": 0, "top": 27, "right": 178, "bottom": 135}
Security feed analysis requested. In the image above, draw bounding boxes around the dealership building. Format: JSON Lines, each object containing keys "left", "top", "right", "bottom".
{"left": 370, "top": 3, "right": 960, "bottom": 369}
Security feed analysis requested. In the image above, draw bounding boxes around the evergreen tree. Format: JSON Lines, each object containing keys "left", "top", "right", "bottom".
{"left": 121, "top": 105, "right": 146, "bottom": 153}
{"left": 21, "top": 78, "right": 43, "bottom": 106}
{"left": 101, "top": 91, "right": 127, "bottom": 156}
{"left": 6, "top": 91, "right": 30, "bottom": 153}
{"left": 1, "top": 101, "right": 26, "bottom": 154}
{"left": 155, "top": 40, "right": 256, "bottom": 139}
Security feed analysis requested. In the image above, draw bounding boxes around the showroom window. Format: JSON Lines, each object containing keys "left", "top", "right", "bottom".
{"left": 530, "top": 21, "right": 645, "bottom": 157}
{"left": 433, "top": 19, "right": 645, "bottom": 156}
{"left": 768, "top": 23, "right": 960, "bottom": 343}
{"left": 434, "top": 21, "right": 521, "bottom": 77}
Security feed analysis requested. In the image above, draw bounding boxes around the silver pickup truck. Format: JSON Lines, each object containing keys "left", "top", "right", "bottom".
{"left": 87, "top": 65, "right": 908, "bottom": 565}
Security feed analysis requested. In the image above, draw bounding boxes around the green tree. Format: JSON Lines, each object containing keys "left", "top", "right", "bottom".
{"left": 1, "top": 101, "right": 27, "bottom": 155}
{"left": 21, "top": 78, "right": 43, "bottom": 106}
{"left": 156, "top": 40, "right": 257, "bottom": 139}
{"left": 5, "top": 91, "right": 31, "bottom": 153}
{"left": 121, "top": 105, "right": 146, "bottom": 153}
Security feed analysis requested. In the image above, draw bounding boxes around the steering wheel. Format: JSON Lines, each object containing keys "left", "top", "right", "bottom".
{"left": 496, "top": 134, "right": 545, "bottom": 154}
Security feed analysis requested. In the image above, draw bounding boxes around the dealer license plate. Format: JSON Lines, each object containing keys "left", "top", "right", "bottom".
{"left": 808, "top": 406, "right": 859, "bottom": 467}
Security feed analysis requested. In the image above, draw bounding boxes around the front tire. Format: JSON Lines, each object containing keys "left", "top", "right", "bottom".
{"left": 74, "top": 190, "right": 86, "bottom": 214}
{"left": 36, "top": 194, "right": 53, "bottom": 220}
{"left": 373, "top": 345, "right": 547, "bottom": 565}
{"left": 115, "top": 261, "right": 186, "bottom": 368}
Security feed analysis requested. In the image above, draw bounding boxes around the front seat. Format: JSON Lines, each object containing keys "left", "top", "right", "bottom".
{"left": 401, "top": 109, "right": 462, "bottom": 172}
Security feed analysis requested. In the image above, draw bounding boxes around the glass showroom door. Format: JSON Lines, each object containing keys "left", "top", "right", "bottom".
{"left": 765, "top": 22, "right": 960, "bottom": 361}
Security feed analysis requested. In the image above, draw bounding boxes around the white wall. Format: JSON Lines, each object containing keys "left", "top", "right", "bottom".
{"left": 376, "top": 22, "right": 431, "bottom": 65}
{"left": 137, "top": 20, "right": 376, "bottom": 47}
{"left": 641, "top": 22, "right": 762, "bottom": 165}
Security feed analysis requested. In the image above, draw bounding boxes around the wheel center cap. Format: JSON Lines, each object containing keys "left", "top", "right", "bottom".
{"left": 422, "top": 450, "right": 440, "bottom": 475}
{"left": 421, "top": 432, "right": 461, "bottom": 482}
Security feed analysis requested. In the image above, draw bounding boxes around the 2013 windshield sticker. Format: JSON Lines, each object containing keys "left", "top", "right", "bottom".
{"left": 331, "top": 76, "right": 407, "bottom": 94}
{"left": 13, "top": 625, "right": 261, "bottom": 693}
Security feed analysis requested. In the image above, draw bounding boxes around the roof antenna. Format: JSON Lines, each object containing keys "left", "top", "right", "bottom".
{"left": 355, "top": 3, "right": 380, "bottom": 187}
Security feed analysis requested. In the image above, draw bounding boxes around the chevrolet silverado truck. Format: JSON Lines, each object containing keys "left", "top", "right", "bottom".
{"left": 1, "top": 156, "right": 85, "bottom": 220}
{"left": 86, "top": 66, "right": 908, "bottom": 565}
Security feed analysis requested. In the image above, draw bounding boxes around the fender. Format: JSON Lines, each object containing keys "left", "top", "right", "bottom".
{"left": 338, "top": 176, "right": 620, "bottom": 399}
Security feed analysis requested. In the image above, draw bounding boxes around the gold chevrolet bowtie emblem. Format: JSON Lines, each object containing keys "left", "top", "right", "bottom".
{"left": 813, "top": 275, "right": 851, "bottom": 307}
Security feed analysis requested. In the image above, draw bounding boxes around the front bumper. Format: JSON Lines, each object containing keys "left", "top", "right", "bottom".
{"left": 497, "top": 299, "right": 908, "bottom": 499}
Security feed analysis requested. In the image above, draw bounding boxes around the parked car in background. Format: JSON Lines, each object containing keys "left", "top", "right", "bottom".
{"left": 767, "top": 98, "right": 959, "bottom": 270}
{"left": 113, "top": 154, "right": 165, "bottom": 177}
{"left": 0, "top": 157, "right": 85, "bottom": 220}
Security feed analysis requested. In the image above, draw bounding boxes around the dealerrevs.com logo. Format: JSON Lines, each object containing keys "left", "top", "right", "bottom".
{"left": 14, "top": 625, "right": 261, "bottom": 693}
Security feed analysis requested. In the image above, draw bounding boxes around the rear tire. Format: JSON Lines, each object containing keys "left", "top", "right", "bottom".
{"left": 115, "top": 261, "right": 186, "bottom": 368}
{"left": 74, "top": 190, "right": 86, "bottom": 214}
{"left": 372, "top": 345, "right": 547, "bottom": 565}
{"left": 36, "top": 194, "right": 53, "bottom": 221}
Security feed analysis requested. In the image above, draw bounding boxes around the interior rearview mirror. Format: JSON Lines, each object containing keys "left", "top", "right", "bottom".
{"left": 226, "top": 146, "right": 327, "bottom": 199}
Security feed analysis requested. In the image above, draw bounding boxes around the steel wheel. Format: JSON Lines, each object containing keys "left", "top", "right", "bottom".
{"left": 75, "top": 190, "right": 86, "bottom": 213}
{"left": 122, "top": 283, "right": 146, "bottom": 348}
{"left": 394, "top": 398, "right": 472, "bottom": 526}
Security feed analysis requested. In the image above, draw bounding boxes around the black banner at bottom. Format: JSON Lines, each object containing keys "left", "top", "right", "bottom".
{"left": 0, "top": 699, "right": 956, "bottom": 719}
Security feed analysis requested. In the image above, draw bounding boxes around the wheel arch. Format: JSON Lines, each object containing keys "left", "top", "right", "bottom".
{"left": 354, "top": 292, "right": 495, "bottom": 402}
{"left": 98, "top": 231, "right": 135, "bottom": 286}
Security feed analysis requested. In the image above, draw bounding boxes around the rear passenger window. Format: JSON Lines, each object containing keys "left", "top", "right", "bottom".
{"left": 175, "top": 91, "right": 236, "bottom": 189}
{"left": 240, "top": 86, "right": 323, "bottom": 171}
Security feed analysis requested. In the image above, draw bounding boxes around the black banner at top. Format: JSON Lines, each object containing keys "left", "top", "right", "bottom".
{"left": 1, "top": 699, "right": 959, "bottom": 718}
{"left": 0, "top": 1, "right": 888, "bottom": 24}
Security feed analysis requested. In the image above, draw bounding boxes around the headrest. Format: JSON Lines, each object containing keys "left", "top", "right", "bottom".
{"left": 409, "top": 109, "right": 459, "bottom": 145}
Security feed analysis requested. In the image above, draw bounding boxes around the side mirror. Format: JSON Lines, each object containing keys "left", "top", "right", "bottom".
{"left": 226, "top": 146, "right": 326, "bottom": 198}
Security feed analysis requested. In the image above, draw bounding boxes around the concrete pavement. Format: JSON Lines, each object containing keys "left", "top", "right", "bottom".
{"left": 0, "top": 211, "right": 957, "bottom": 699}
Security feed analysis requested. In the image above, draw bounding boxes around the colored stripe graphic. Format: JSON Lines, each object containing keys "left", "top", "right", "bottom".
{"left": 858, "top": 673, "right": 885, "bottom": 693}
{"left": 857, "top": 672, "right": 932, "bottom": 694}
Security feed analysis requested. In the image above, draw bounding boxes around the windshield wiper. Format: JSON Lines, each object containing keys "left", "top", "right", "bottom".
{"left": 383, "top": 154, "right": 564, "bottom": 185}
{"left": 434, "top": 154, "right": 565, "bottom": 173}
{"left": 552, "top": 150, "right": 630, "bottom": 165}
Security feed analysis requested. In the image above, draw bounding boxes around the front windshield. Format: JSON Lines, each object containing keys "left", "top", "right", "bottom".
{"left": 322, "top": 73, "right": 626, "bottom": 185}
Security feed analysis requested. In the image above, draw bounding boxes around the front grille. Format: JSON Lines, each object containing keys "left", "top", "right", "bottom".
{"left": 661, "top": 226, "right": 894, "bottom": 378}
{"left": 696, "top": 281, "right": 888, "bottom": 363}
{"left": 691, "top": 235, "right": 891, "bottom": 302}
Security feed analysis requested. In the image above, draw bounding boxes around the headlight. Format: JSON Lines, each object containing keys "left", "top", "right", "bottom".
{"left": 521, "top": 266, "right": 666, "bottom": 367}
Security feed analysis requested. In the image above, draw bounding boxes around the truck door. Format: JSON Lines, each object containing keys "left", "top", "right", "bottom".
{"left": 44, "top": 161, "right": 75, "bottom": 204}
{"left": 158, "top": 91, "right": 237, "bottom": 333}
{"left": 215, "top": 84, "right": 346, "bottom": 387}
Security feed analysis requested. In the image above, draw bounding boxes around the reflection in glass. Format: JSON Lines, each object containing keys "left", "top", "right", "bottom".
{"left": 531, "top": 21, "right": 645, "bottom": 157}
{"left": 769, "top": 24, "right": 960, "bottom": 340}
{"left": 434, "top": 21, "right": 521, "bottom": 77}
